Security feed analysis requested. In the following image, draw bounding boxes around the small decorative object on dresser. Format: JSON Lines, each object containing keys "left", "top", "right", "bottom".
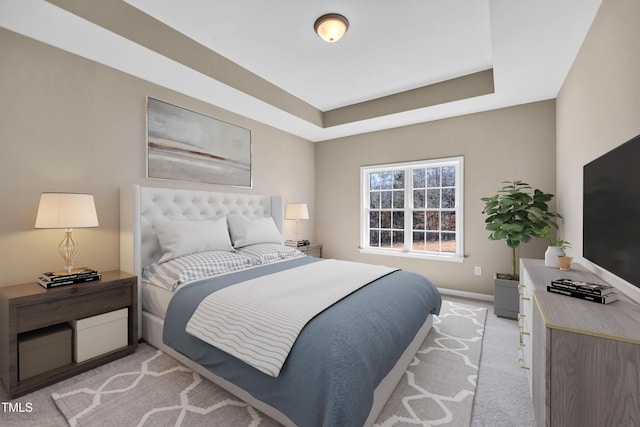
{"left": 556, "top": 255, "right": 573, "bottom": 271}
{"left": 535, "top": 225, "right": 571, "bottom": 268}
{"left": 544, "top": 245, "right": 565, "bottom": 267}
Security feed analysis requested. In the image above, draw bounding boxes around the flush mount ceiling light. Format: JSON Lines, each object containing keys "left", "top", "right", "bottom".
{"left": 314, "top": 13, "right": 349, "bottom": 42}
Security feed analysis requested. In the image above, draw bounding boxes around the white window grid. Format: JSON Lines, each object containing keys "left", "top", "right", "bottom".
{"left": 360, "top": 156, "right": 464, "bottom": 262}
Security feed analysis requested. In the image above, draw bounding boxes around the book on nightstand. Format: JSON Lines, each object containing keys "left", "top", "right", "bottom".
{"left": 38, "top": 267, "right": 101, "bottom": 289}
{"left": 285, "top": 240, "right": 310, "bottom": 247}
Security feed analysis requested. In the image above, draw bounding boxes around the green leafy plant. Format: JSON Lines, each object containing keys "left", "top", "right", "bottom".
{"left": 534, "top": 225, "right": 571, "bottom": 250}
{"left": 481, "top": 180, "right": 562, "bottom": 280}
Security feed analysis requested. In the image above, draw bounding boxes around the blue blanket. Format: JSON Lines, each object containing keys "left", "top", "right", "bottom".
{"left": 163, "top": 257, "right": 441, "bottom": 427}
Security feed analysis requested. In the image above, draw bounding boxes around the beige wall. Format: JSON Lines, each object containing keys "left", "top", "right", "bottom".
{"left": 0, "top": 29, "right": 315, "bottom": 286}
{"left": 556, "top": 0, "right": 640, "bottom": 301}
{"left": 315, "top": 101, "right": 557, "bottom": 296}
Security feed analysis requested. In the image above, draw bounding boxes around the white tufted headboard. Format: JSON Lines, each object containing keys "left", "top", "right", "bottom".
{"left": 120, "top": 184, "right": 284, "bottom": 338}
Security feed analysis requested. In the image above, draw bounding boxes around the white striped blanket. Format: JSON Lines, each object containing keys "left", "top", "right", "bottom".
{"left": 185, "top": 259, "right": 398, "bottom": 377}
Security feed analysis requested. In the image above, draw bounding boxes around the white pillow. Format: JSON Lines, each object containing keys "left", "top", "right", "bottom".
{"left": 226, "top": 214, "right": 282, "bottom": 248}
{"left": 154, "top": 218, "right": 234, "bottom": 263}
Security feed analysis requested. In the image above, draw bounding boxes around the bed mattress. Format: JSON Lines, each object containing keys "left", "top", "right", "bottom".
{"left": 141, "top": 281, "right": 172, "bottom": 319}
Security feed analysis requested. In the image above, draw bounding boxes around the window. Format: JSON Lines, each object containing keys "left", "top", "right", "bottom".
{"left": 360, "top": 157, "right": 464, "bottom": 261}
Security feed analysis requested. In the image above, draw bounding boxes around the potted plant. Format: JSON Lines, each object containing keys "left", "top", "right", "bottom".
{"left": 481, "top": 180, "right": 562, "bottom": 318}
{"left": 552, "top": 239, "right": 573, "bottom": 271}
{"left": 534, "top": 225, "right": 571, "bottom": 268}
{"left": 556, "top": 253, "right": 574, "bottom": 271}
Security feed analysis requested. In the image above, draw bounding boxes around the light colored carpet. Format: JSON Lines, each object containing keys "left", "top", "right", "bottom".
{"left": 1, "top": 300, "right": 486, "bottom": 426}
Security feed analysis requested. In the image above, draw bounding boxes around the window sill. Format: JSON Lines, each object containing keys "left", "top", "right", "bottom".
{"left": 358, "top": 248, "right": 465, "bottom": 263}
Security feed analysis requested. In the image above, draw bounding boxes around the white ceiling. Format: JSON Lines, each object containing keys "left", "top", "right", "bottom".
{"left": 125, "top": 0, "right": 494, "bottom": 111}
{"left": 1, "top": 0, "right": 602, "bottom": 141}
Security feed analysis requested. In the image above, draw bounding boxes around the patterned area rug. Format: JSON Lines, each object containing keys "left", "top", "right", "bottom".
{"left": 51, "top": 300, "right": 486, "bottom": 427}
{"left": 374, "top": 300, "right": 487, "bottom": 427}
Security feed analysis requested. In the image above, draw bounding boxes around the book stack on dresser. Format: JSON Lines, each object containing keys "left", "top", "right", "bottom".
{"left": 547, "top": 278, "right": 618, "bottom": 304}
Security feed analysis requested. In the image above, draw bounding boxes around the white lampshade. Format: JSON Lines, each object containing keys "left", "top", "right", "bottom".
{"left": 314, "top": 14, "right": 349, "bottom": 43}
{"left": 35, "top": 192, "right": 99, "bottom": 274}
{"left": 285, "top": 203, "right": 309, "bottom": 220}
{"left": 35, "top": 193, "right": 99, "bottom": 229}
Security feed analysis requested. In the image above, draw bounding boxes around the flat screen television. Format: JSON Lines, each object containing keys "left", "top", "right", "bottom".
{"left": 583, "top": 134, "right": 640, "bottom": 289}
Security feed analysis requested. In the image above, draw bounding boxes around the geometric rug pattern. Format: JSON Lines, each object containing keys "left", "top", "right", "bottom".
{"left": 52, "top": 346, "right": 274, "bottom": 427}
{"left": 51, "top": 300, "right": 486, "bottom": 427}
{"left": 374, "top": 301, "right": 487, "bottom": 427}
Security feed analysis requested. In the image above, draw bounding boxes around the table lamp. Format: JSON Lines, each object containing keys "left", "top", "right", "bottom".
{"left": 35, "top": 193, "right": 99, "bottom": 274}
{"left": 285, "top": 203, "right": 309, "bottom": 244}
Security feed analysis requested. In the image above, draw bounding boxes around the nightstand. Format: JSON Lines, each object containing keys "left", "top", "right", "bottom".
{"left": 0, "top": 270, "right": 137, "bottom": 398}
{"left": 298, "top": 243, "right": 322, "bottom": 258}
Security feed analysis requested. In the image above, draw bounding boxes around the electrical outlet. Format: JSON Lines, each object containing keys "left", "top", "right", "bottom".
{"left": 474, "top": 266, "right": 482, "bottom": 276}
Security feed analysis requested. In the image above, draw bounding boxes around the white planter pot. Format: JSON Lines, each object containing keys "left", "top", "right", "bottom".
{"left": 545, "top": 246, "right": 565, "bottom": 268}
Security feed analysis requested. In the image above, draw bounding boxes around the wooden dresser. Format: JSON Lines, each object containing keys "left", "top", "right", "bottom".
{"left": 518, "top": 259, "right": 640, "bottom": 426}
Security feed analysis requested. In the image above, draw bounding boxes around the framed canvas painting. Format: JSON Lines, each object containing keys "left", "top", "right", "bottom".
{"left": 147, "top": 97, "right": 252, "bottom": 187}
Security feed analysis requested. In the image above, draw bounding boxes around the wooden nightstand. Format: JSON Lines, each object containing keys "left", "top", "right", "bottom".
{"left": 0, "top": 270, "right": 137, "bottom": 398}
{"left": 297, "top": 243, "right": 322, "bottom": 258}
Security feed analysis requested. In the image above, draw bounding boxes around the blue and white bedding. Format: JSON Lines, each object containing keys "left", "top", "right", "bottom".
{"left": 142, "top": 243, "right": 307, "bottom": 291}
{"left": 142, "top": 250, "right": 254, "bottom": 291}
{"left": 162, "top": 256, "right": 442, "bottom": 427}
{"left": 186, "top": 259, "right": 399, "bottom": 377}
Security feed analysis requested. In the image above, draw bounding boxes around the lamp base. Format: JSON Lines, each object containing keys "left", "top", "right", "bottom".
{"left": 57, "top": 229, "right": 79, "bottom": 274}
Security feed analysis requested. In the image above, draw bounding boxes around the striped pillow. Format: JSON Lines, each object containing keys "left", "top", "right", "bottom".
{"left": 236, "top": 243, "right": 305, "bottom": 265}
{"left": 142, "top": 250, "right": 254, "bottom": 291}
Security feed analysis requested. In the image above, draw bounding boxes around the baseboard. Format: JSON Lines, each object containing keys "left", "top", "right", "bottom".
{"left": 438, "top": 287, "right": 494, "bottom": 302}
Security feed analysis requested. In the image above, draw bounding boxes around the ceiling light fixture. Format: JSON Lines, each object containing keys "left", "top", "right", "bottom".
{"left": 314, "top": 13, "right": 349, "bottom": 43}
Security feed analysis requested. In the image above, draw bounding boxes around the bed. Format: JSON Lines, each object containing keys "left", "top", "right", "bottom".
{"left": 120, "top": 184, "right": 442, "bottom": 427}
